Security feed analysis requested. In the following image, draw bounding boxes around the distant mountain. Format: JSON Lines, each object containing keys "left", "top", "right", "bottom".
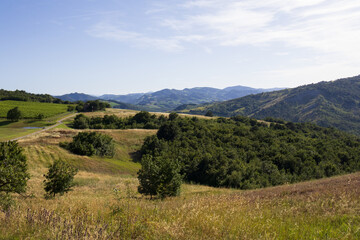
{"left": 132, "top": 86, "right": 281, "bottom": 111}
{"left": 100, "top": 93, "right": 145, "bottom": 104}
{"left": 55, "top": 93, "right": 98, "bottom": 102}
{"left": 183, "top": 75, "right": 360, "bottom": 135}
{"left": 56, "top": 85, "right": 281, "bottom": 111}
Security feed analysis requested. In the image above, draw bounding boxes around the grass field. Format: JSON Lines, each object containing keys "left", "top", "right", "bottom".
{"left": 0, "top": 100, "right": 70, "bottom": 119}
{"left": 0, "top": 125, "right": 360, "bottom": 239}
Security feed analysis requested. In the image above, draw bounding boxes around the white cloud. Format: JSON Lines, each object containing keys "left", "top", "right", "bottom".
{"left": 87, "top": 0, "right": 360, "bottom": 75}
{"left": 87, "top": 22, "right": 183, "bottom": 52}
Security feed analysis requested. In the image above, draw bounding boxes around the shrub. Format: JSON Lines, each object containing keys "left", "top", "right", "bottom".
{"left": 44, "top": 160, "right": 78, "bottom": 199}
{"left": 138, "top": 155, "right": 182, "bottom": 199}
{"left": 61, "top": 132, "right": 115, "bottom": 157}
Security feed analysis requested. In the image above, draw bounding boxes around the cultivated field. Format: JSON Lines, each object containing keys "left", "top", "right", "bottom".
{"left": 0, "top": 100, "right": 70, "bottom": 118}
{"left": 0, "top": 124, "right": 359, "bottom": 239}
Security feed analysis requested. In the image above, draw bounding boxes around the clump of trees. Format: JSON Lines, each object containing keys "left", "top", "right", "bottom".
{"left": 72, "top": 111, "right": 168, "bottom": 130}
{"left": 60, "top": 132, "right": 115, "bottom": 157}
{"left": 43, "top": 160, "right": 78, "bottom": 199}
{"left": 0, "top": 141, "right": 30, "bottom": 211}
{"left": 7, "top": 107, "right": 22, "bottom": 121}
{"left": 140, "top": 116, "right": 360, "bottom": 190}
{"left": 75, "top": 100, "right": 110, "bottom": 112}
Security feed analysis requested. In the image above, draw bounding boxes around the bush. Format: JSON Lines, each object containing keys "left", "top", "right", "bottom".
{"left": 44, "top": 160, "right": 78, "bottom": 199}
{"left": 138, "top": 155, "right": 182, "bottom": 199}
{"left": 36, "top": 113, "right": 45, "bottom": 120}
{"left": 7, "top": 107, "right": 22, "bottom": 121}
{"left": 61, "top": 132, "right": 115, "bottom": 157}
{"left": 0, "top": 141, "right": 30, "bottom": 211}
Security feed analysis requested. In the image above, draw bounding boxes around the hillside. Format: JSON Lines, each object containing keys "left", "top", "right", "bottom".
{"left": 1, "top": 118, "right": 359, "bottom": 239}
{"left": 184, "top": 75, "right": 360, "bottom": 135}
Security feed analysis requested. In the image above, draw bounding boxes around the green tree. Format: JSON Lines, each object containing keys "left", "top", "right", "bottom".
{"left": 0, "top": 141, "right": 30, "bottom": 211}
{"left": 7, "top": 107, "right": 22, "bottom": 121}
{"left": 138, "top": 155, "right": 182, "bottom": 199}
{"left": 43, "top": 160, "right": 78, "bottom": 199}
{"left": 62, "top": 132, "right": 115, "bottom": 157}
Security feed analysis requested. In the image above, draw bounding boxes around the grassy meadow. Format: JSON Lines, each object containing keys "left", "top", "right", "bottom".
{"left": 0, "top": 120, "right": 360, "bottom": 239}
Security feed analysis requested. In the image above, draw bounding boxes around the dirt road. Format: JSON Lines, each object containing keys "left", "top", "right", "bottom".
{"left": 10, "top": 113, "right": 77, "bottom": 141}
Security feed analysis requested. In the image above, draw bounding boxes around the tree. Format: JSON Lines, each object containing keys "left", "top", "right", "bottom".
{"left": 0, "top": 141, "right": 30, "bottom": 211}
{"left": 7, "top": 107, "right": 22, "bottom": 121}
{"left": 138, "top": 155, "right": 182, "bottom": 199}
{"left": 157, "top": 122, "right": 180, "bottom": 141}
{"left": 43, "top": 159, "right": 78, "bottom": 198}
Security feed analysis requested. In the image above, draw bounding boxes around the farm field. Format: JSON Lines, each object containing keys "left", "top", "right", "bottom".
{"left": 0, "top": 124, "right": 359, "bottom": 239}
{"left": 0, "top": 100, "right": 70, "bottom": 119}
{"left": 0, "top": 111, "right": 75, "bottom": 141}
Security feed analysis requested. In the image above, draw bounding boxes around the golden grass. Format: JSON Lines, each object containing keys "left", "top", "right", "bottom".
{"left": 1, "top": 169, "right": 360, "bottom": 239}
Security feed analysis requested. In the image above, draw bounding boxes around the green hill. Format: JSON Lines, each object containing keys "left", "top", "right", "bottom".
{"left": 184, "top": 75, "right": 360, "bottom": 135}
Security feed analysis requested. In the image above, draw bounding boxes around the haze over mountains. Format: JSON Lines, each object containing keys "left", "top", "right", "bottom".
{"left": 182, "top": 75, "right": 360, "bottom": 135}
{"left": 56, "top": 85, "right": 281, "bottom": 111}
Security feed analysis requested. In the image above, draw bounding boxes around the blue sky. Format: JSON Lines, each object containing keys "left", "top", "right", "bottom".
{"left": 1, "top": 0, "right": 360, "bottom": 95}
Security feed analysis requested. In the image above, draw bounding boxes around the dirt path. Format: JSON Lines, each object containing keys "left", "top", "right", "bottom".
{"left": 10, "top": 113, "right": 77, "bottom": 141}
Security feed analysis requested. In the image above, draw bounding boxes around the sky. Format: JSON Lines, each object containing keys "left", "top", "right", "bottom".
{"left": 1, "top": 0, "right": 360, "bottom": 95}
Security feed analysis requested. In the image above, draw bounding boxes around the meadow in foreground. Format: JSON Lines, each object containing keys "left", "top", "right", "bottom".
{"left": 0, "top": 126, "right": 359, "bottom": 239}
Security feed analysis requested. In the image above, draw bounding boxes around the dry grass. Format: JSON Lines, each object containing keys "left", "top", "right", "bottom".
{"left": 1, "top": 170, "right": 360, "bottom": 239}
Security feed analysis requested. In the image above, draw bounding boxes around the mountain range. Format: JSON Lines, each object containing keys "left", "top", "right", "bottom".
{"left": 181, "top": 75, "right": 360, "bottom": 135}
{"left": 55, "top": 85, "right": 281, "bottom": 111}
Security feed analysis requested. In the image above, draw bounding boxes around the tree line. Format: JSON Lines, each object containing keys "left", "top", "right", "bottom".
{"left": 72, "top": 111, "right": 175, "bottom": 129}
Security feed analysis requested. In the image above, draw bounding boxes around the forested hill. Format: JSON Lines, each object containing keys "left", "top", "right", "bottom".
{"left": 0, "top": 89, "right": 63, "bottom": 103}
{"left": 184, "top": 75, "right": 360, "bottom": 135}
{"left": 55, "top": 92, "right": 98, "bottom": 102}
{"left": 140, "top": 115, "right": 360, "bottom": 189}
